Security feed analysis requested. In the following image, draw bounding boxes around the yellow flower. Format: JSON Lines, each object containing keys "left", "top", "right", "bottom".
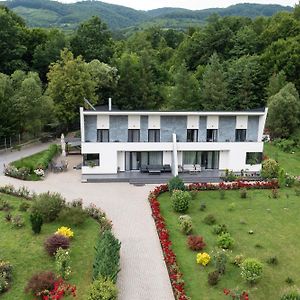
{"left": 196, "top": 252, "right": 211, "bottom": 266}
{"left": 56, "top": 226, "right": 74, "bottom": 238}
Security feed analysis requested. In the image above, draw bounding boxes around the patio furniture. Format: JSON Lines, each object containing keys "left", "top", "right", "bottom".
{"left": 163, "top": 164, "right": 172, "bottom": 173}
{"left": 148, "top": 165, "right": 162, "bottom": 175}
{"left": 140, "top": 165, "right": 148, "bottom": 173}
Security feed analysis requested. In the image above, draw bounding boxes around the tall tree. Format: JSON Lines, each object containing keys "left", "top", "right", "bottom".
{"left": 0, "top": 6, "right": 27, "bottom": 74}
{"left": 166, "top": 62, "right": 200, "bottom": 110}
{"left": 201, "top": 53, "right": 228, "bottom": 110}
{"left": 70, "top": 16, "right": 114, "bottom": 63}
{"left": 267, "top": 83, "right": 300, "bottom": 138}
{"left": 46, "top": 49, "right": 97, "bottom": 127}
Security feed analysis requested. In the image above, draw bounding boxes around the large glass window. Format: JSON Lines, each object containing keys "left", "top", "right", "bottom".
{"left": 246, "top": 152, "right": 263, "bottom": 165}
{"left": 128, "top": 129, "right": 140, "bottom": 142}
{"left": 201, "top": 151, "right": 219, "bottom": 169}
{"left": 187, "top": 129, "right": 198, "bottom": 142}
{"left": 97, "top": 129, "right": 109, "bottom": 142}
{"left": 207, "top": 129, "right": 218, "bottom": 142}
{"left": 83, "top": 154, "right": 99, "bottom": 167}
{"left": 235, "top": 129, "right": 247, "bottom": 142}
{"left": 183, "top": 151, "right": 201, "bottom": 165}
{"left": 148, "top": 129, "right": 160, "bottom": 142}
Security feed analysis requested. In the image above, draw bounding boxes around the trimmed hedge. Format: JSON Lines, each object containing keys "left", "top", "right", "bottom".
{"left": 92, "top": 230, "right": 121, "bottom": 283}
{"left": 11, "top": 144, "right": 59, "bottom": 172}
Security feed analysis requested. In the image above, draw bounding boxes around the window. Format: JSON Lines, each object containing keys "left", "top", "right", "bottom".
{"left": 97, "top": 129, "right": 109, "bottom": 142}
{"left": 187, "top": 129, "right": 198, "bottom": 142}
{"left": 148, "top": 129, "right": 160, "bottom": 142}
{"left": 246, "top": 152, "right": 263, "bottom": 165}
{"left": 206, "top": 129, "right": 218, "bottom": 142}
{"left": 83, "top": 154, "right": 99, "bottom": 167}
{"left": 183, "top": 151, "right": 201, "bottom": 165}
{"left": 128, "top": 129, "right": 140, "bottom": 142}
{"left": 235, "top": 129, "right": 247, "bottom": 142}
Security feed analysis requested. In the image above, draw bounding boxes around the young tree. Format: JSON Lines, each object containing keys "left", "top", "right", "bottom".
{"left": 70, "top": 16, "right": 114, "bottom": 63}
{"left": 267, "top": 83, "right": 300, "bottom": 138}
{"left": 201, "top": 53, "right": 228, "bottom": 110}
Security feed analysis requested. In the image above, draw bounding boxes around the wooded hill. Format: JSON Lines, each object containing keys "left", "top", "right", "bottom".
{"left": 0, "top": 0, "right": 293, "bottom": 30}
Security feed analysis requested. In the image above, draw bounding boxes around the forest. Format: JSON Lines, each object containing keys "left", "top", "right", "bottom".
{"left": 0, "top": 3, "right": 300, "bottom": 141}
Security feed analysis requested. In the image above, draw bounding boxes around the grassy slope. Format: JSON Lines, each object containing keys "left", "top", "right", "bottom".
{"left": 159, "top": 188, "right": 300, "bottom": 300}
{"left": 264, "top": 142, "right": 300, "bottom": 175}
{"left": 0, "top": 194, "right": 99, "bottom": 299}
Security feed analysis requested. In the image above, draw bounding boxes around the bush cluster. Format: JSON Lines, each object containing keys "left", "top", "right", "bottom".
{"left": 240, "top": 258, "right": 263, "bottom": 284}
{"left": 92, "top": 230, "right": 121, "bottom": 282}
{"left": 203, "top": 214, "right": 216, "bottom": 225}
{"left": 88, "top": 276, "right": 117, "bottom": 300}
{"left": 0, "top": 261, "right": 13, "bottom": 294}
{"left": 30, "top": 212, "right": 43, "bottom": 234}
{"left": 178, "top": 215, "right": 193, "bottom": 235}
{"left": 31, "top": 192, "right": 65, "bottom": 222}
{"left": 187, "top": 235, "right": 206, "bottom": 251}
{"left": 58, "top": 206, "right": 88, "bottom": 227}
{"left": 168, "top": 176, "right": 185, "bottom": 193}
{"left": 217, "top": 233, "right": 235, "bottom": 249}
{"left": 212, "top": 224, "right": 228, "bottom": 235}
{"left": 25, "top": 271, "right": 56, "bottom": 295}
{"left": 171, "top": 190, "right": 191, "bottom": 213}
{"left": 261, "top": 158, "right": 280, "bottom": 179}
{"left": 44, "top": 234, "right": 70, "bottom": 256}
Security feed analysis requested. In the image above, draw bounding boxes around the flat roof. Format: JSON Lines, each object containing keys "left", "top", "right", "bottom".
{"left": 81, "top": 106, "right": 267, "bottom": 116}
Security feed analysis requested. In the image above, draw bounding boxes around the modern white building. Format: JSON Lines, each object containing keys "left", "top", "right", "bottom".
{"left": 80, "top": 105, "right": 268, "bottom": 178}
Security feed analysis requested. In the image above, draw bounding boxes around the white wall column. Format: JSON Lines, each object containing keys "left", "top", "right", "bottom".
{"left": 172, "top": 133, "right": 178, "bottom": 176}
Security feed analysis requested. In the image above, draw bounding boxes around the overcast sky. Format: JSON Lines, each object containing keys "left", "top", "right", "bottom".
{"left": 58, "top": 0, "right": 296, "bottom": 10}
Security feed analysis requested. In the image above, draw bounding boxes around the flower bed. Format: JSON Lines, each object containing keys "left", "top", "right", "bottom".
{"left": 148, "top": 180, "right": 278, "bottom": 300}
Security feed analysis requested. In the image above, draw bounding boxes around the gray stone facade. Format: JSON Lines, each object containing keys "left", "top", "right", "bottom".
{"left": 140, "top": 116, "right": 148, "bottom": 142}
{"left": 160, "top": 116, "right": 187, "bottom": 142}
{"left": 219, "top": 116, "right": 236, "bottom": 142}
{"left": 109, "top": 116, "right": 128, "bottom": 142}
{"left": 198, "top": 117, "right": 207, "bottom": 142}
{"left": 247, "top": 116, "right": 259, "bottom": 142}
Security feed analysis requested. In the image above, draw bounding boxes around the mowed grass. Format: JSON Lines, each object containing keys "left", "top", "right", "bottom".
{"left": 264, "top": 142, "right": 300, "bottom": 175}
{"left": 158, "top": 188, "right": 300, "bottom": 300}
{"left": 0, "top": 193, "right": 99, "bottom": 299}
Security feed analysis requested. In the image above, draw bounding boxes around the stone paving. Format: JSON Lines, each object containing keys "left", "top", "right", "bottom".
{"left": 0, "top": 149, "right": 174, "bottom": 300}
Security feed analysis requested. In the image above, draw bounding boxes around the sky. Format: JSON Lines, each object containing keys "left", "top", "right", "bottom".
{"left": 58, "top": 0, "right": 296, "bottom": 10}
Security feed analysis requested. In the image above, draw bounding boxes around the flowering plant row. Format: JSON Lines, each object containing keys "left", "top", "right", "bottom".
{"left": 148, "top": 185, "right": 189, "bottom": 300}
{"left": 40, "top": 278, "right": 76, "bottom": 300}
{"left": 189, "top": 180, "right": 278, "bottom": 191}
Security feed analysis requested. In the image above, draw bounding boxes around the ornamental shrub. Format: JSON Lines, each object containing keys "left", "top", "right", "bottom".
{"left": 203, "top": 214, "right": 216, "bottom": 225}
{"left": 55, "top": 248, "right": 71, "bottom": 280}
{"left": 31, "top": 192, "right": 66, "bottom": 222}
{"left": 93, "top": 230, "right": 121, "bottom": 282}
{"left": 261, "top": 158, "right": 280, "bottom": 179}
{"left": 171, "top": 190, "right": 191, "bottom": 213}
{"left": 58, "top": 206, "right": 88, "bottom": 227}
{"left": 241, "top": 258, "right": 263, "bottom": 284}
{"left": 266, "top": 256, "right": 278, "bottom": 265}
{"left": 30, "top": 212, "right": 43, "bottom": 234}
{"left": 178, "top": 215, "right": 193, "bottom": 235}
{"left": 56, "top": 226, "right": 74, "bottom": 239}
{"left": 19, "top": 201, "right": 31, "bottom": 212}
{"left": 88, "top": 276, "right": 117, "bottom": 300}
{"left": 240, "top": 188, "right": 247, "bottom": 199}
{"left": 208, "top": 270, "right": 220, "bottom": 286}
{"left": 230, "top": 254, "right": 245, "bottom": 267}
{"left": 213, "top": 251, "right": 228, "bottom": 275}
{"left": 25, "top": 271, "right": 56, "bottom": 295}
{"left": 187, "top": 235, "right": 206, "bottom": 251}
{"left": 217, "top": 233, "right": 235, "bottom": 249}
{"left": 278, "top": 168, "right": 286, "bottom": 187}
{"left": 11, "top": 215, "right": 25, "bottom": 228}
{"left": 199, "top": 202, "right": 206, "bottom": 211}
{"left": 212, "top": 224, "right": 228, "bottom": 235}
{"left": 168, "top": 176, "right": 185, "bottom": 193}
{"left": 44, "top": 234, "right": 70, "bottom": 257}
{"left": 196, "top": 252, "right": 211, "bottom": 266}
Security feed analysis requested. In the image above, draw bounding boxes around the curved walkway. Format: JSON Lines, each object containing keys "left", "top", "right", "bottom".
{"left": 0, "top": 148, "right": 174, "bottom": 300}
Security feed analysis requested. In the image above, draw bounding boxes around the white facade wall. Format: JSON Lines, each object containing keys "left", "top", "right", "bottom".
{"left": 97, "top": 115, "right": 110, "bottom": 129}
{"left": 148, "top": 115, "right": 160, "bottom": 129}
{"left": 236, "top": 116, "right": 248, "bottom": 129}
{"left": 128, "top": 115, "right": 140, "bottom": 129}
{"left": 187, "top": 115, "right": 199, "bottom": 129}
{"left": 207, "top": 116, "right": 219, "bottom": 129}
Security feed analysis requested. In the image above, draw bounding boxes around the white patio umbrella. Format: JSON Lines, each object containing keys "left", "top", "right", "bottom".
{"left": 61, "top": 133, "right": 66, "bottom": 157}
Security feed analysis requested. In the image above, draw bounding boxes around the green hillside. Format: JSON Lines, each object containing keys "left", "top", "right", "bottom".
{"left": 0, "top": 0, "right": 293, "bottom": 30}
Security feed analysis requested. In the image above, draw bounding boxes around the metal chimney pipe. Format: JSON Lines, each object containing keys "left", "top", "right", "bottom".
{"left": 108, "top": 98, "right": 112, "bottom": 111}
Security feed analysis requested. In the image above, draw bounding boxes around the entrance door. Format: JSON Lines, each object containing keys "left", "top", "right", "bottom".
{"left": 125, "top": 152, "right": 141, "bottom": 171}
{"left": 201, "top": 151, "right": 219, "bottom": 169}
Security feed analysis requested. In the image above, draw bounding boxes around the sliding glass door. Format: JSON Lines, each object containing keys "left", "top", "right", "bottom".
{"left": 201, "top": 151, "right": 219, "bottom": 169}
{"left": 125, "top": 151, "right": 163, "bottom": 171}
{"left": 125, "top": 152, "right": 141, "bottom": 171}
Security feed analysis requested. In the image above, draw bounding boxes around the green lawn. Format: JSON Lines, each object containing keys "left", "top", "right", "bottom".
{"left": 264, "top": 142, "right": 300, "bottom": 175}
{"left": 0, "top": 193, "right": 99, "bottom": 299}
{"left": 158, "top": 188, "right": 300, "bottom": 300}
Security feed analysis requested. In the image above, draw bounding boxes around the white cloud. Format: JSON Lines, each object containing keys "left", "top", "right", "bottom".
{"left": 58, "top": 0, "right": 296, "bottom": 10}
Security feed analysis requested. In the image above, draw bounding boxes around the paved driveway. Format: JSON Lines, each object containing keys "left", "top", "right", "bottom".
{"left": 0, "top": 149, "right": 174, "bottom": 300}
